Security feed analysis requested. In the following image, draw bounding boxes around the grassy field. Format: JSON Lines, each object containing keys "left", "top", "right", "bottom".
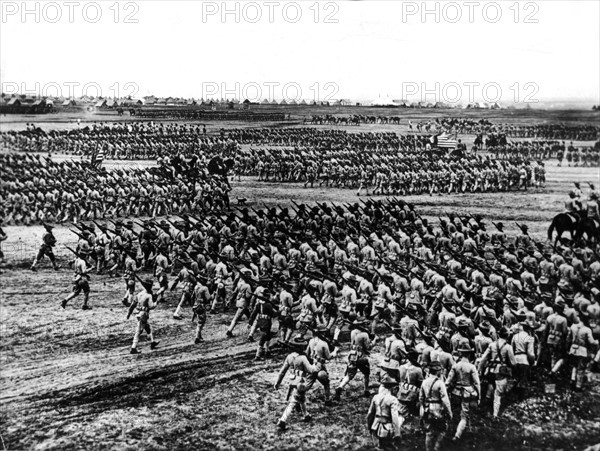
{"left": 1, "top": 110, "right": 600, "bottom": 451}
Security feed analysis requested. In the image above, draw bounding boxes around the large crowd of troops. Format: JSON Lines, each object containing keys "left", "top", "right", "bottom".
{"left": 0, "top": 153, "right": 231, "bottom": 225}
{"left": 228, "top": 128, "right": 540, "bottom": 193}
{"left": 0, "top": 124, "right": 541, "bottom": 197}
{"left": 488, "top": 140, "right": 600, "bottom": 164}
{"left": 0, "top": 122, "right": 239, "bottom": 160}
{"left": 233, "top": 144, "right": 541, "bottom": 194}
{"left": 432, "top": 118, "right": 600, "bottom": 141}
{"left": 18, "top": 185, "right": 600, "bottom": 449}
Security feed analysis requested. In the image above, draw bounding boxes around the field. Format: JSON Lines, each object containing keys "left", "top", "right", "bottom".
{"left": 1, "top": 109, "right": 600, "bottom": 451}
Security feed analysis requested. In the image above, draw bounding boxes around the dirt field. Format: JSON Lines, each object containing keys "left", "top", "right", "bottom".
{"left": 1, "top": 111, "right": 600, "bottom": 451}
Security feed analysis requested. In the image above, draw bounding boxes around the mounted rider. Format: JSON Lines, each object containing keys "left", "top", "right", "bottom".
{"left": 564, "top": 190, "right": 583, "bottom": 221}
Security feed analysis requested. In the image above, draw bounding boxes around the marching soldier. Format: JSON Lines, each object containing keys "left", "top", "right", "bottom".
{"left": 275, "top": 337, "right": 317, "bottom": 430}
{"left": 31, "top": 223, "right": 59, "bottom": 271}
{"left": 248, "top": 290, "right": 277, "bottom": 360}
{"left": 446, "top": 343, "right": 480, "bottom": 442}
{"left": 397, "top": 349, "right": 424, "bottom": 430}
{"left": 128, "top": 278, "right": 160, "bottom": 354}
{"left": 478, "top": 327, "right": 516, "bottom": 418}
{"left": 335, "top": 317, "right": 372, "bottom": 399}
{"left": 226, "top": 270, "right": 253, "bottom": 337}
{"left": 419, "top": 361, "right": 453, "bottom": 451}
{"left": 61, "top": 249, "right": 92, "bottom": 310}
{"left": 567, "top": 312, "right": 598, "bottom": 390}
{"left": 122, "top": 251, "right": 138, "bottom": 307}
{"left": 192, "top": 276, "right": 211, "bottom": 343}
{"left": 544, "top": 298, "right": 569, "bottom": 376}
{"left": 366, "top": 373, "right": 402, "bottom": 451}
{"left": 306, "top": 325, "right": 333, "bottom": 404}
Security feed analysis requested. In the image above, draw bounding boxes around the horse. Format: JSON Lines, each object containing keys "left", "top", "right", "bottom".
{"left": 547, "top": 212, "right": 579, "bottom": 245}
{"left": 548, "top": 211, "right": 599, "bottom": 245}
{"left": 577, "top": 216, "right": 600, "bottom": 243}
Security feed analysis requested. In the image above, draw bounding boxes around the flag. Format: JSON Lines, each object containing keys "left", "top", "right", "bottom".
{"left": 436, "top": 132, "right": 458, "bottom": 149}
{"left": 90, "top": 148, "right": 104, "bottom": 167}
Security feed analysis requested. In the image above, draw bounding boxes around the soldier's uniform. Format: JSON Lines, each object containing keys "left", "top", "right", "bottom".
{"left": 129, "top": 279, "right": 159, "bottom": 354}
{"left": 306, "top": 330, "right": 332, "bottom": 403}
{"left": 336, "top": 319, "right": 372, "bottom": 399}
{"left": 226, "top": 273, "right": 253, "bottom": 336}
{"left": 420, "top": 361, "right": 452, "bottom": 451}
{"left": 397, "top": 352, "right": 423, "bottom": 428}
{"left": 446, "top": 345, "right": 480, "bottom": 441}
{"left": 545, "top": 301, "right": 569, "bottom": 374}
{"left": 366, "top": 374, "right": 402, "bottom": 451}
{"left": 275, "top": 339, "right": 317, "bottom": 430}
{"left": 122, "top": 253, "right": 138, "bottom": 307}
{"left": 61, "top": 254, "right": 91, "bottom": 310}
{"left": 478, "top": 331, "right": 516, "bottom": 417}
{"left": 192, "top": 281, "right": 210, "bottom": 343}
{"left": 248, "top": 294, "right": 277, "bottom": 360}
{"left": 568, "top": 316, "right": 598, "bottom": 389}
{"left": 31, "top": 224, "right": 59, "bottom": 270}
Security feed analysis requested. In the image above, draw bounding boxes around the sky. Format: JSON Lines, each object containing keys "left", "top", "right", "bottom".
{"left": 1, "top": 0, "right": 599, "bottom": 105}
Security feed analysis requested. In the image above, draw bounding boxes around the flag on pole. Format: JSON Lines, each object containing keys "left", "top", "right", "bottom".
{"left": 90, "top": 148, "right": 104, "bottom": 168}
{"left": 436, "top": 132, "right": 458, "bottom": 149}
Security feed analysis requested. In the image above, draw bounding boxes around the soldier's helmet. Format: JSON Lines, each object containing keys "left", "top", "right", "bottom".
{"left": 288, "top": 336, "right": 308, "bottom": 351}
{"left": 428, "top": 360, "right": 443, "bottom": 373}
{"left": 379, "top": 372, "right": 397, "bottom": 387}
{"left": 456, "top": 343, "right": 473, "bottom": 354}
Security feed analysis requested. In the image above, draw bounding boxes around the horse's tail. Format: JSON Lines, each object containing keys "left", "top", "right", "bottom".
{"left": 547, "top": 217, "right": 556, "bottom": 241}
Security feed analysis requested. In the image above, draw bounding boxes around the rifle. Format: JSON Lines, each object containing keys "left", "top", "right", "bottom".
{"left": 68, "top": 228, "right": 85, "bottom": 239}
{"left": 64, "top": 245, "right": 79, "bottom": 257}
{"left": 71, "top": 222, "right": 86, "bottom": 232}
{"left": 93, "top": 220, "right": 112, "bottom": 237}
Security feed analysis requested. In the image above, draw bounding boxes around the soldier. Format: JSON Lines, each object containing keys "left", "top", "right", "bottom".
{"left": 128, "top": 278, "right": 159, "bottom": 354}
{"left": 122, "top": 251, "right": 138, "bottom": 307}
{"left": 274, "top": 337, "right": 316, "bottom": 430}
{"left": 210, "top": 254, "right": 230, "bottom": 313}
{"left": 226, "top": 270, "right": 253, "bottom": 337}
{"left": 277, "top": 281, "right": 297, "bottom": 343}
{"left": 60, "top": 249, "right": 92, "bottom": 310}
{"left": 192, "top": 277, "right": 209, "bottom": 343}
{"left": 172, "top": 262, "right": 196, "bottom": 320}
{"left": 154, "top": 251, "right": 170, "bottom": 303}
{"left": 366, "top": 373, "right": 402, "bottom": 451}
{"left": 296, "top": 284, "right": 320, "bottom": 339}
{"left": 544, "top": 298, "right": 569, "bottom": 376}
{"left": 248, "top": 290, "right": 277, "bottom": 360}
{"left": 567, "top": 312, "right": 598, "bottom": 390}
{"left": 511, "top": 320, "right": 536, "bottom": 399}
{"left": 478, "top": 326, "right": 516, "bottom": 418}
{"left": 397, "top": 349, "right": 424, "bottom": 430}
{"left": 446, "top": 343, "right": 480, "bottom": 442}
{"left": 419, "top": 361, "right": 453, "bottom": 451}
{"left": 31, "top": 223, "right": 59, "bottom": 270}
{"left": 306, "top": 325, "right": 333, "bottom": 404}
{"left": 587, "top": 192, "right": 599, "bottom": 219}
{"left": 335, "top": 317, "right": 372, "bottom": 399}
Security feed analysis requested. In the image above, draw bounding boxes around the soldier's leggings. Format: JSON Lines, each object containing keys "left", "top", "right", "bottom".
{"left": 280, "top": 385, "right": 309, "bottom": 423}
